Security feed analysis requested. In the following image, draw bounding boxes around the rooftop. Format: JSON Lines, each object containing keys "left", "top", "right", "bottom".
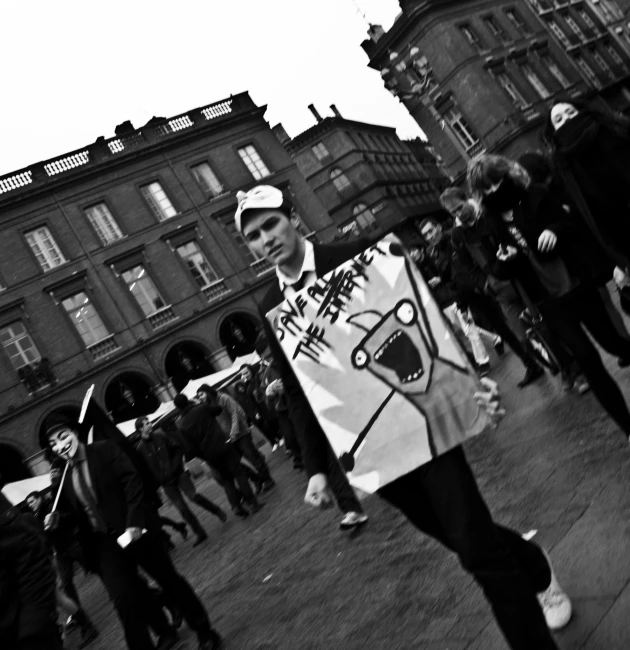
{"left": 0, "top": 92, "right": 260, "bottom": 204}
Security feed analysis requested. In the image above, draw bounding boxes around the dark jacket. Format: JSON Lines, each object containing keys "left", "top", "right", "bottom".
{"left": 484, "top": 184, "right": 597, "bottom": 305}
{"left": 259, "top": 241, "right": 369, "bottom": 477}
{"left": 54, "top": 441, "right": 159, "bottom": 569}
{"left": 0, "top": 499, "right": 57, "bottom": 647}
{"left": 136, "top": 430, "right": 184, "bottom": 487}
{"left": 176, "top": 403, "right": 230, "bottom": 461}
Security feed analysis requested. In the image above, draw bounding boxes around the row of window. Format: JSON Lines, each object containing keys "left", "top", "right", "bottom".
{"left": 1, "top": 144, "right": 274, "bottom": 282}
{"left": 460, "top": 8, "right": 535, "bottom": 50}
{"left": 1, "top": 238, "right": 225, "bottom": 373}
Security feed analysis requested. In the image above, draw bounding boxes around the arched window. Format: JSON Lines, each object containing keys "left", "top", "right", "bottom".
{"left": 352, "top": 203, "right": 377, "bottom": 231}
{"left": 330, "top": 168, "right": 352, "bottom": 193}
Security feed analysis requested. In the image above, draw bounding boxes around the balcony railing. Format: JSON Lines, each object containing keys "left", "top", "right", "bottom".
{"left": 202, "top": 279, "right": 231, "bottom": 302}
{"left": 148, "top": 305, "right": 178, "bottom": 329}
{"left": 18, "top": 357, "right": 56, "bottom": 394}
{"left": 250, "top": 259, "right": 274, "bottom": 276}
{"left": 87, "top": 334, "right": 121, "bottom": 361}
{"left": 0, "top": 94, "right": 248, "bottom": 201}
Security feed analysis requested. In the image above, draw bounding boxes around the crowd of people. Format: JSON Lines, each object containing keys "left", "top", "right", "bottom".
{"left": 2, "top": 98, "right": 630, "bottom": 650}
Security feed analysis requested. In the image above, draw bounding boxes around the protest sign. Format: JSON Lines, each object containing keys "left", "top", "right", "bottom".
{"left": 266, "top": 236, "right": 490, "bottom": 493}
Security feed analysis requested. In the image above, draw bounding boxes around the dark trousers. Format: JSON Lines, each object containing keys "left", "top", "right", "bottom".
{"left": 163, "top": 472, "right": 224, "bottom": 537}
{"left": 468, "top": 292, "right": 536, "bottom": 369}
{"left": 378, "top": 446, "right": 557, "bottom": 650}
{"left": 90, "top": 533, "right": 173, "bottom": 650}
{"left": 55, "top": 542, "right": 84, "bottom": 607}
{"left": 19, "top": 624, "right": 64, "bottom": 650}
{"left": 233, "top": 434, "right": 272, "bottom": 482}
{"left": 325, "top": 442, "right": 364, "bottom": 515}
{"left": 206, "top": 449, "right": 256, "bottom": 510}
{"left": 128, "top": 532, "right": 211, "bottom": 638}
{"left": 277, "top": 411, "right": 303, "bottom": 463}
{"left": 542, "top": 287, "right": 630, "bottom": 436}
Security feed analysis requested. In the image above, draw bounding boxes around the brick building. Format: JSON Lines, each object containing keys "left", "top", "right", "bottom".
{"left": 274, "top": 104, "right": 448, "bottom": 243}
{"left": 0, "top": 92, "right": 335, "bottom": 480}
{"left": 361, "top": 0, "right": 630, "bottom": 178}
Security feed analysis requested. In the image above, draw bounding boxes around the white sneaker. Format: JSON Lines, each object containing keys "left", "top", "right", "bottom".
{"left": 339, "top": 511, "right": 368, "bottom": 530}
{"left": 537, "top": 551, "right": 572, "bottom": 630}
{"left": 271, "top": 444, "right": 279, "bottom": 452}
{"left": 278, "top": 438, "right": 285, "bottom": 447}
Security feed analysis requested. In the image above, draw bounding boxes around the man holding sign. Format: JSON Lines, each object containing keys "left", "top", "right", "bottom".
{"left": 237, "top": 185, "right": 571, "bottom": 650}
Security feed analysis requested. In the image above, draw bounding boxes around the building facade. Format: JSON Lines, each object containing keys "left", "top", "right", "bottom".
{"left": 362, "top": 0, "right": 630, "bottom": 178}
{"left": 275, "top": 104, "right": 448, "bottom": 242}
{"left": 0, "top": 93, "right": 335, "bottom": 480}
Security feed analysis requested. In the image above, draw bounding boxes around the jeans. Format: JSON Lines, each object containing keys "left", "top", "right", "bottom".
{"left": 541, "top": 286, "right": 630, "bottom": 436}
{"left": 233, "top": 434, "right": 272, "bottom": 482}
{"left": 163, "top": 472, "right": 224, "bottom": 537}
{"left": 378, "top": 446, "right": 557, "bottom": 650}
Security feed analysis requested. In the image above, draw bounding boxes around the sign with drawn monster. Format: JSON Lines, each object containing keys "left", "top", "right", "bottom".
{"left": 266, "top": 236, "right": 491, "bottom": 493}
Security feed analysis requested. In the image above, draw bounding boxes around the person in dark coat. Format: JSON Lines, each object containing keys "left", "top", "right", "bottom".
{"left": 236, "top": 183, "right": 571, "bottom": 649}
{"left": 135, "top": 417, "right": 227, "bottom": 547}
{"left": 542, "top": 100, "right": 630, "bottom": 269}
{"left": 41, "top": 418, "right": 222, "bottom": 650}
{"left": 468, "top": 154, "right": 630, "bottom": 442}
{"left": 0, "top": 491, "right": 62, "bottom": 650}
{"left": 173, "top": 393, "right": 263, "bottom": 517}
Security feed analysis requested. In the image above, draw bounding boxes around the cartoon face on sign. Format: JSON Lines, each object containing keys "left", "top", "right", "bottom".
{"left": 349, "top": 299, "right": 433, "bottom": 394}
{"left": 267, "top": 236, "right": 489, "bottom": 492}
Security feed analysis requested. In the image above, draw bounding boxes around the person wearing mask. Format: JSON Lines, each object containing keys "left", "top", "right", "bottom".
{"left": 237, "top": 183, "right": 572, "bottom": 649}
{"left": 542, "top": 100, "right": 630, "bottom": 270}
{"left": 41, "top": 417, "right": 222, "bottom": 650}
{"left": 174, "top": 393, "right": 264, "bottom": 518}
{"left": 468, "top": 154, "right": 630, "bottom": 442}
{"left": 517, "top": 150, "right": 630, "bottom": 351}
{"left": 135, "top": 417, "right": 227, "bottom": 547}
{"left": 442, "top": 187, "right": 546, "bottom": 389}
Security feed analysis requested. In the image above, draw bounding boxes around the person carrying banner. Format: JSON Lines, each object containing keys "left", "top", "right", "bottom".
{"left": 40, "top": 416, "right": 222, "bottom": 650}
{"left": 236, "top": 183, "right": 571, "bottom": 650}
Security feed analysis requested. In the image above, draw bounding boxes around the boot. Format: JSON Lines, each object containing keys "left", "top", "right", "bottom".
{"left": 247, "top": 499, "right": 265, "bottom": 514}
{"left": 517, "top": 363, "right": 544, "bottom": 388}
{"left": 74, "top": 608, "right": 99, "bottom": 648}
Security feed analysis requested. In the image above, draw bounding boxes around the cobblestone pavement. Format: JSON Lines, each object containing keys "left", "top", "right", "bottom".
{"left": 62, "top": 343, "right": 630, "bottom": 650}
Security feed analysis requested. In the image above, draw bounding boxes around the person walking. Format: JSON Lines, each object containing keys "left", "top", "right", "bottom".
{"left": 236, "top": 183, "right": 572, "bottom": 650}
{"left": 542, "top": 100, "right": 630, "bottom": 269}
{"left": 135, "top": 417, "right": 227, "bottom": 547}
{"left": 468, "top": 154, "right": 630, "bottom": 442}
{"left": 174, "top": 393, "right": 264, "bottom": 518}
{"left": 41, "top": 418, "right": 222, "bottom": 650}
{"left": 195, "top": 385, "right": 275, "bottom": 492}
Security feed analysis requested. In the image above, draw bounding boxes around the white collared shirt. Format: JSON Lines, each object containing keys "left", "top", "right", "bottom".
{"left": 276, "top": 239, "right": 317, "bottom": 298}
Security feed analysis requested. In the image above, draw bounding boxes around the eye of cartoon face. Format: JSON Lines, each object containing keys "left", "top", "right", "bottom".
{"left": 352, "top": 348, "right": 370, "bottom": 369}
{"left": 395, "top": 300, "right": 416, "bottom": 326}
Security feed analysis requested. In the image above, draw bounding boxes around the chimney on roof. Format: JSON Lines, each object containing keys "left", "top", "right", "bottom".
{"left": 308, "top": 104, "right": 323, "bottom": 123}
{"left": 330, "top": 104, "right": 342, "bottom": 118}
{"left": 368, "top": 24, "right": 386, "bottom": 43}
{"left": 272, "top": 123, "right": 291, "bottom": 146}
{"left": 114, "top": 120, "right": 135, "bottom": 136}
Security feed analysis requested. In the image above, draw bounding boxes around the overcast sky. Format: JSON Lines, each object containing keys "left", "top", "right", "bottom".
{"left": 0, "top": 0, "right": 424, "bottom": 176}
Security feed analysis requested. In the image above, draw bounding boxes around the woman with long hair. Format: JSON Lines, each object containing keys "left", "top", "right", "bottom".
{"left": 542, "top": 99, "right": 630, "bottom": 269}
{"left": 468, "top": 154, "right": 630, "bottom": 442}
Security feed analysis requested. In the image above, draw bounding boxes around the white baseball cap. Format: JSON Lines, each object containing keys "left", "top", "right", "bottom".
{"left": 234, "top": 185, "right": 285, "bottom": 233}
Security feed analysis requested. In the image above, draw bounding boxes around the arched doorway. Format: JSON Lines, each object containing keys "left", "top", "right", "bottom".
{"left": 165, "top": 341, "right": 214, "bottom": 392}
{"left": 104, "top": 373, "right": 160, "bottom": 424}
{"left": 219, "top": 313, "right": 260, "bottom": 361}
{"left": 0, "top": 444, "right": 31, "bottom": 484}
